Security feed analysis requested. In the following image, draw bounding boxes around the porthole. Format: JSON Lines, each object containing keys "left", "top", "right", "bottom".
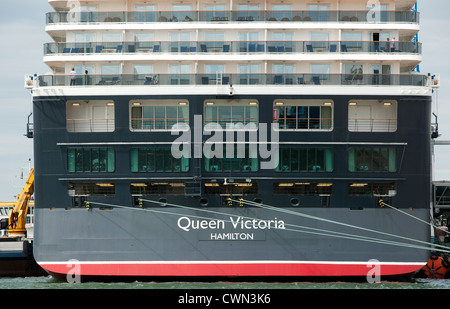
{"left": 290, "top": 198, "right": 300, "bottom": 207}
{"left": 200, "top": 197, "right": 208, "bottom": 207}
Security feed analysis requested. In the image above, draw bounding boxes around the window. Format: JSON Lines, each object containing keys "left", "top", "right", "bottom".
{"left": 133, "top": 64, "right": 153, "bottom": 76}
{"left": 348, "top": 100, "right": 397, "bottom": 132}
{"left": 237, "top": 4, "right": 260, "bottom": 20}
{"left": 307, "top": 4, "right": 329, "bottom": 21}
{"left": 348, "top": 147, "right": 396, "bottom": 172}
{"left": 130, "top": 182, "right": 185, "bottom": 195}
{"left": 67, "top": 100, "right": 115, "bottom": 132}
{"left": 205, "top": 4, "right": 227, "bottom": 20}
{"left": 172, "top": 4, "right": 192, "bottom": 21}
{"left": 238, "top": 63, "right": 261, "bottom": 84}
{"left": 67, "top": 148, "right": 115, "bottom": 172}
{"left": 79, "top": 5, "right": 98, "bottom": 22}
{"left": 101, "top": 64, "right": 120, "bottom": 75}
{"left": 344, "top": 64, "right": 363, "bottom": 75}
{"left": 310, "top": 32, "right": 329, "bottom": 50}
{"left": 168, "top": 63, "right": 192, "bottom": 84}
{"left": 274, "top": 182, "right": 333, "bottom": 195}
{"left": 204, "top": 100, "right": 258, "bottom": 128}
{"left": 205, "top": 64, "right": 225, "bottom": 75}
{"left": 102, "top": 32, "right": 121, "bottom": 43}
{"left": 272, "top": 63, "right": 295, "bottom": 84}
{"left": 348, "top": 182, "right": 396, "bottom": 196}
{"left": 204, "top": 181, "right": 258, "bottom": 195}
{"left": 273, "top": 100, "right": 333, "bottom": 130}
{"left": 73, "top": 32, "right": 96, "bottom": 53}
{"left": 130, "top": 147, "right": 189, "bottom": 172}
{"left": 275, "top": 147, "right": 333, "bottom": 172}
{"left": 342, "top": 32, "right": 363, "bottom": 51}
{"left": 238, "top": 31, "right": 260, "bottom": 52}
{"left": 135, "top": 5, "right": 156, "bottom": 22}
{"left": 68, "top": 183, "right": 115, "bottom": 196}
{"left": 311, "top": 64, "right": 330, "bottom": 76}
{"left": 130, "top": 100, "right": 189, "bottom": 130}
{"left": 271, "top": 4, "right": 292, "bottom": 20}
{"left": 134, "top": 32, "right": 154, "bottom": 51}
{"left": 370, "top": 64, "right": 392, "bottom": 85}
{"left": 204, "top": 145, "right": 258, "bottom": 172}
{"left": 169, "top": 32, "right": 192, "bottom": 52}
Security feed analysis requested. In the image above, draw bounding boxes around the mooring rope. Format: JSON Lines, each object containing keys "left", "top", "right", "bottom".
{"left": 379, "top": 200, "right": 450, "bottom": 236}
{"left": 87, "top": 199, "right": 450, "bottom": 254}
{"left": 237, "top": 197, "right": 450, "bottom": 253}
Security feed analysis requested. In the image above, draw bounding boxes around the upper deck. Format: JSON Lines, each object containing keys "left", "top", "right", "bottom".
{"left": 38, "top": 0, "right": 423, "bottom": 91}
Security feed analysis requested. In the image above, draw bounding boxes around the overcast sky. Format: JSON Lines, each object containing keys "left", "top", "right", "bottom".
{"left": 0, "top": 0, "right": 448, "bottom": 201}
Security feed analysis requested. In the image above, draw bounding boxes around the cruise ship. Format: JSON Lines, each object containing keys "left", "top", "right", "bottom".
{"left": 27, "top": 0, "right": 438, "bottom": 280}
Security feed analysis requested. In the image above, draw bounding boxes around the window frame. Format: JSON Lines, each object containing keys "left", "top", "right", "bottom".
{"left": 130, "top": 100, "right": 189, "bottom": 131}
{"left": 273, "top": 100, "right": 333, "bottom": 131}
{"left": 67, "top": 147, "right": 115, "bottom": 173}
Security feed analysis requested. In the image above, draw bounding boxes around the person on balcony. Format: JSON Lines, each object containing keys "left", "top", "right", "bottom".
{"left": 70, "top": 67, "right": 77, "bottom": 86}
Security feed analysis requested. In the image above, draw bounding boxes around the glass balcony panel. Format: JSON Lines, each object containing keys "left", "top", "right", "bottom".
{"left": 46, "top": 10, "right": 419, "bottom": 24}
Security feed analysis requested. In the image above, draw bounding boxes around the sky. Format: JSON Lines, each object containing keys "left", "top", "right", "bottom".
{"left": 0, "top": 0, "right": 448, "bottom": 201}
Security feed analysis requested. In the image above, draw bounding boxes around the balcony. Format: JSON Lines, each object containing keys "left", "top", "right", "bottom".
{"left": 45, "top": 10, "right": 419, "bottom": 25}
{"left": 44, "top": 40, "right": 422, "bottom": 55}
{"left": 36, "top": 73, "right": 428, "bottom": 88}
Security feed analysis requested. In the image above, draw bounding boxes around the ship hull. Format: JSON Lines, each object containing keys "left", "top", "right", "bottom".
{"left": 31, "top": 91, "right": 433, "bottom": 279}
{"left": 34, "top": 206, "right": 429, "bottom": 278}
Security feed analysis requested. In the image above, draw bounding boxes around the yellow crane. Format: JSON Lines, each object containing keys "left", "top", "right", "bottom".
{"left": 7, "top": 168, "right": 34, "bottom": 238}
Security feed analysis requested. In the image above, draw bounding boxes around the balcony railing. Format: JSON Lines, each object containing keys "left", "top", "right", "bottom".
{"left": 44, "top": 40, "right": 422, "bottom": 55}
{"left": 37, "top": 73, "right": 428, "bottom": 87}
{"left": 348, "top": 118, "right": 397, "bottom": 132}
{"left": 66, "top": 118, "right": 115, "bottom": 132}
{"left": 46, "top": 10, "right": 419, "bottom": 25}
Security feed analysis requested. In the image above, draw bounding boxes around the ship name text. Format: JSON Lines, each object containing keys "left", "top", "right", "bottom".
{"left": 177, "top": 216, "right": 285, "bottom": 232}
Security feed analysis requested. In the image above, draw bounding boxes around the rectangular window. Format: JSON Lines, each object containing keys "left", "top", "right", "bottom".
{"left": 348, "top": 147, "right": 396, "bottom": 172}
{"left": 130, "top": 147, "right": 189, "bottom": 172}
{"left": 273, "top": 100, "right": 333, "bottom": 130}
{"left": 204, "top": 181, "right": 258, "bottom": 195}
{"left": 204, "top": 100, "right": 258, "bottom": 128}
{"left": 275, "top": 147, "right": 333, "bottom": 172}
{"left": 307, "top": 4, "right": 329, "bottom": 21}
{"left": 135, "top": 5, "right": 156, "bottom": 22}
{"left": 130, "top": 182, "right": 185, "bottom": 195}
{"left": 348, "top": 182, "right": 396, "bottom": 196}
{"left": 130, "top": 101, "right": 189, "bottom": 131}
{"left": 274, "top": 182, "right": 333, "bottom": 195}
{"left": 348, "top": 100, "right": 397, "bottom": 132}
{"left": 67, "top": 100, "right": 115, "bottom": 132}
{"left": 204, "top": 145, "right": 258, "bottom": 172}
{"left": 68, "top": 148, "right": 115, "bottom": 172}
{"left": 68, "top": 183, "right": 115, "bottom": 196}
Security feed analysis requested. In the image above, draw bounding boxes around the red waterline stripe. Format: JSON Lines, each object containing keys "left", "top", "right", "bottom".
{"left": 39, "top": 261, "right": 425, "bottom": 277}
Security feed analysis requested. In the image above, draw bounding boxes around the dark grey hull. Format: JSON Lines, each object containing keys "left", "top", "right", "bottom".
{"left": 34, "top": 204, "right": 430, "bottom": 278}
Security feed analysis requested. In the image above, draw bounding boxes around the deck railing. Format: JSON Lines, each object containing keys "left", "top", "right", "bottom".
{"left": 66, "top": 118, "right": 115, "bottom": 132}
{"left": 348, "top": 118, "right": 398, "bottom": 132}
{"left": 44, "top": 40, "right": 422, "bottom": 55}
{"left": 37, "top": 73, "right": 428, "bottom": 87}
{"left": 46, "top": 10, "right": 419, "bottom": 25}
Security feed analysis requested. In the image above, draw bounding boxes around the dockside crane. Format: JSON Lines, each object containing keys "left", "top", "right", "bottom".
{"left": 0, "top": 169, "right": 34, "bottom": 238}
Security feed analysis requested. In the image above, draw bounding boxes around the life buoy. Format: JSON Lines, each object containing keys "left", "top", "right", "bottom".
{"left": 421, "top": 255, "right": 449, "bottom": 279}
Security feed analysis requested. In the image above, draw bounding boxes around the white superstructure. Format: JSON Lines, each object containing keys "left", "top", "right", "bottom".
{"left": 40, "top": 0, "right": 424, "bottom": 92}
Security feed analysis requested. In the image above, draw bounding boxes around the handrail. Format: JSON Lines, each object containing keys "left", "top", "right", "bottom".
{"left": 37, "top": 73, "right": 429, "bottom": 87}
{"left": 46, "top": 10, "right": 419, "bottom": 24}
{"left": 348, "top": 118, "right": 398, "bottom": 132}
{"left": 44, "top": 40, "right": 422, "bottom": 55}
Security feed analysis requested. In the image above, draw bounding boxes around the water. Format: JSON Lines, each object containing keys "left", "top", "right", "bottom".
{"left": 1, "top": 276, "right": 449, "bottom": 289}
